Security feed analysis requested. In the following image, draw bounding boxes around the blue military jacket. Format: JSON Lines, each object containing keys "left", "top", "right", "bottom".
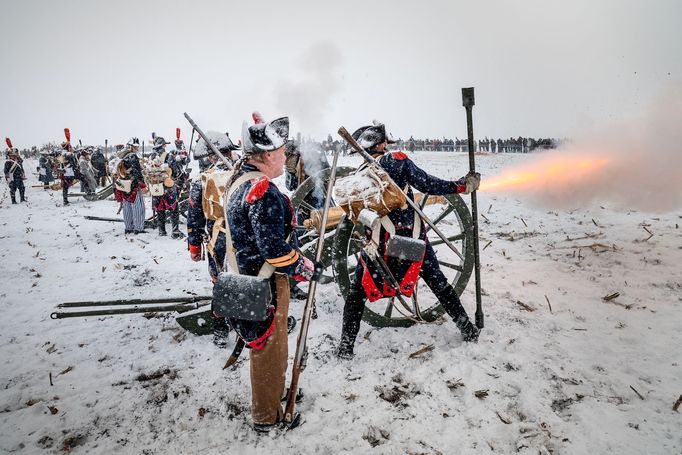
{"left": 226, "top": 163, "right": 304, "bottom": 341}
{"left": 227, "top": 163, "right": 302, "bottom": 277}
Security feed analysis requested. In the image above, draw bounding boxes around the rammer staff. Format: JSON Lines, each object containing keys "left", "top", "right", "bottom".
{"left": 462, "top": 87, "right": 484, "bottom": 329}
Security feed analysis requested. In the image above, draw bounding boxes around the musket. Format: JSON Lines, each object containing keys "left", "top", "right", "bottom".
{"left": 462, "top": 87, "right": 484, "bottom": 329}
{"left": 337, "top": 127, "right": 464, "bottom": 262}
{"left": 188, "top": 128, "right": 195, "bottom": 157}
{"left": 183, "top": 113, "right": 233, "bottom": 170}
{"left": 283, "top": 139, "right": 342, "bottom": 427}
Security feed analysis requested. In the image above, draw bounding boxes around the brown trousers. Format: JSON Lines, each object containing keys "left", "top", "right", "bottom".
{"left": 249, "top": 273, "right": 290, "bottom": 425}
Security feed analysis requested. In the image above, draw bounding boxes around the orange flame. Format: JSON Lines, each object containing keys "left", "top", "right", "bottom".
{"left": 480, "top": 154, "right": 610, "bottom": 192}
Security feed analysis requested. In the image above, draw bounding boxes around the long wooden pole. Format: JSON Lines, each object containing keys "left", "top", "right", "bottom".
{"left": 462, "top": 87, "right": 484, "bottom": 329}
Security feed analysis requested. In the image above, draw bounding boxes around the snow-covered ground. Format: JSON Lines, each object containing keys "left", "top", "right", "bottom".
{"left": 1, "top": 153, "right": 680, "bottom": 454}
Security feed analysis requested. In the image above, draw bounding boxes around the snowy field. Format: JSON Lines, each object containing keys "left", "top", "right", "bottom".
{"left": 0, "top": 152, "right": 680, "bottom": 454}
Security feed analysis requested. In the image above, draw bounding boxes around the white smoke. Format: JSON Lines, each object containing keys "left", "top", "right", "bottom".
{"left": 274, "top": 41, "right": 343, "bottom": 138}
{"left": 497, "top": 82, "right": 682, "bottom": 212}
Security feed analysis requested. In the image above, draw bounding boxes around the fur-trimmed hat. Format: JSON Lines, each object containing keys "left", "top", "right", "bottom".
{"left": 352, "top": 123, "right": 390, "bottom": 150}
{"left": 243, "top": 117, "right": 289, "bottom": 155}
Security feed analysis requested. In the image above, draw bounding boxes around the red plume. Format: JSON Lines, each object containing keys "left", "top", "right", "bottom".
{"left": 176, "top": 128, "right": 181, "bottom": 140}
{"left": 252, "top": 111, "right": 264, "bottom": 124}
{"left": 64, "top": 128, "right": 71, "bottom": 142}
{"left": 5, "top": 138, "right": 12, "bottom": 149}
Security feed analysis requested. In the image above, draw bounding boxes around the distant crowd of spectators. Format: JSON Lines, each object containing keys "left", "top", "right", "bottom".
{"left": 397, "top": 136, "right": 563, "bottom": 153}
{"left": 309, "top": 134, "right": 564, "bottom": 155}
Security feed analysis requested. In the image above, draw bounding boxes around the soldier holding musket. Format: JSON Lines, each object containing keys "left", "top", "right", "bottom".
{"left": 4, "top": 139, "right": 26, "bottom": 204}
{"left": 186, "top": 132, "right": 243, "bottom": 346}
{"left": 221, "top": 116, "right": 313, "bottom": 432}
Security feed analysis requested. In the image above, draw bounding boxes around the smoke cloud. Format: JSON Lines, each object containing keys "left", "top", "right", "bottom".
{"left": 487, "top": 82, "right": 682, "bottom": 212}
{"left": 274, "top": 41, "right": 343, "bottom": 138}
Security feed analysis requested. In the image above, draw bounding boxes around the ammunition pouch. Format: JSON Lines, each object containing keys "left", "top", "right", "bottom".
{"left": 213, "top": 272, "right": 273, "bottom": 321}
{"left": 386, "top": 235, "right": 426, "bottom": 262}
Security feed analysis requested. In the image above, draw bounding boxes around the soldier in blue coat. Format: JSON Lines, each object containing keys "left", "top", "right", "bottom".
{"left": 223, "top": 116, "right": 312, "bottom": 432}
{"left": 187, "top": 134, "right": 242, "bottom": 346}
{"left": 337, "top": 123, "right": 481, "bottom": 359}
{"left": 4, "top": 148, "right": 26, "bottom": 204}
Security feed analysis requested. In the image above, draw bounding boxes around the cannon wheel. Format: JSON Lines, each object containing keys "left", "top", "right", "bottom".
{"left": 332, "top": 193, "right": 474, "bottom": 328}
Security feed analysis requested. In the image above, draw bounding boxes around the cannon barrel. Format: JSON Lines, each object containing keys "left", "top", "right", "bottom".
{"left": 303, "top": 193, "right": 445, "bottom": 232}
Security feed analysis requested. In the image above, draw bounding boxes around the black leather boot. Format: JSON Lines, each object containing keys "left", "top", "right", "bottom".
{"left": 170, "top": 210, "right": 182, "bottom": 238}
{"left": 157, "top": 211, "right": 167, "bottom": 236}
{"left": 454, "top": 315, "right": 480, "bottom": 342}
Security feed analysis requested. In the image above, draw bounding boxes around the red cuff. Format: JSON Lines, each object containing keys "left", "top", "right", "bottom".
{"left": 188, "top": 244, "right": 201, "bottom": 254}
{"left": 455, "top": 183, "right": 466, "bottom": 193}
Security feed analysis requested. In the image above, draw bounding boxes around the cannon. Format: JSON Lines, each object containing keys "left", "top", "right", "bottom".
{"left": 68, "top": 183, "right": 115, "bottom": 201}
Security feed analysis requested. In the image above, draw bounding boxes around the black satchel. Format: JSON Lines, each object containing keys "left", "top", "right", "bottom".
{"left": 212, "top": 272, "right": 272, "bottom": 321}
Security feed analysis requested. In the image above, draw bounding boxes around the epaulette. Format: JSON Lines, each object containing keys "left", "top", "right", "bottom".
{"left": 391, "top": 151, "right": 409, "bottom": 161}
{"left": 246, "top": 176, "right": 270, "bottom": 203}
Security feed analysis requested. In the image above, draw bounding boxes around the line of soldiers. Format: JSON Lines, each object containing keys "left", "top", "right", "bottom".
{"left": 4, "top": 134, "right": 113, "bottom": 205}
{"left": 185, "top": 114, "right": 480, "bottom": 433}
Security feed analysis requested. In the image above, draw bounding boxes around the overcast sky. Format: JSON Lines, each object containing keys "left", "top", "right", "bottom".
{"left": 1, "top": 0, "right": 679, "bottom": 147}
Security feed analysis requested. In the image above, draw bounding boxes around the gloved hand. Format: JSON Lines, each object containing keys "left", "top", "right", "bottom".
{"left": 189, "top": 243, "right": 203, "bottom": 262}
{"left": 293, "top": 256, "right": 315, "bottom": 282}
{"left": 456, "top": 172, "right": 480, "bottom": 194}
